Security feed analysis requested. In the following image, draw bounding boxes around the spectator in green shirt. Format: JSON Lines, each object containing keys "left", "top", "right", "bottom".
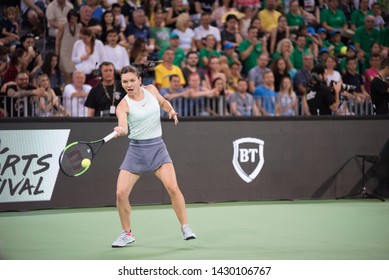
{"left": 198, "top": 34, "right": 221, "bottom": 69}
{"left": 320, "top": 0, "right": 352, "bottom": 39}
{"left": 150, "top": 11, "right": 171, "bottom": 57}
{"left": 350, "top": 0, "right": 373, "bottom": 32}
{"left": 354, "top": 15, "right": 380, "bottom": 58}
{"left": 323, "top": 30, "right": 345, "bottom": 57}
{"left": 286, "top": 0, "right": 304, "bottom": 35}
{"left": 380, "top": 17, "right": 389, "bottom": 55}
{"left": 238, "top": 26, "right": 267, "bottom": 75}
{"left": 291, "top": 34, "right": 311, "bottom": 70}
{"left": 159, "top": 33, "right": 186, "bottom": 68}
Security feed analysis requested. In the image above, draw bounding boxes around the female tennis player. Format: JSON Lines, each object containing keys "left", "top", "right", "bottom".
{"left": 111, "top": 65, "right": 196, "bottom": 247}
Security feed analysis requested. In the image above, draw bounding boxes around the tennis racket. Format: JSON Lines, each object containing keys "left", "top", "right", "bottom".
{"left": 59, "top": 131, "right": 117, "bottom": 177}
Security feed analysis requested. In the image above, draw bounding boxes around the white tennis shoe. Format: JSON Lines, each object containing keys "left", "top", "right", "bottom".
{"left": 112, "top": 230, "right": 135, "bottom": 247}
{"left": 182, "top": 225, "right": 196, "bottom": 240}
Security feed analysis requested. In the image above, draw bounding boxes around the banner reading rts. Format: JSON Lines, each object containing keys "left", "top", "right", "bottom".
{"left": 0, "top": 130, "right": 70, "bottom": 203}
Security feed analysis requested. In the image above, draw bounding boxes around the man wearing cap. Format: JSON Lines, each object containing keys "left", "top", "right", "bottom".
{"left": 159, "top": 33, "right": 186, "bottom": 68}
{"left": 317, "top": 27, "right": 327, "bottom": 47}
{"left": 323, "top": 30, "right": 345, "bottom": 56}
{"left": 317, "top": 48, "right": 329, "bottom": 66}
{"left": 354, "top": 15, "right": 380, "bottom": 57}
{"left": 222, "top": 42, "right": 240, "bottom": 67}
{"left": 338, "top": 45, "right": 360, "bottom": 74}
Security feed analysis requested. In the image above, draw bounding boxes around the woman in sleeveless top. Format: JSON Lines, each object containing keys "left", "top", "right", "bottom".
{"left": 56, "top": 9, "right": 82, "bottom": 84}
{"left": 110, "top": 65, "right": 196, "bottom": 248}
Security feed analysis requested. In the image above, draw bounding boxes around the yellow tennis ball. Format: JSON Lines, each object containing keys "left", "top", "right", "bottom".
{"left": 340, "top": 46, "right": 347, "bottom": 55}
{"left": 81, "top": 158, "right": 91, "bottom": 168}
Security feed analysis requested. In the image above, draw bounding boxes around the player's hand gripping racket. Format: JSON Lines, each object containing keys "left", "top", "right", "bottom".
{"left": 59, "top": 131, "right": 117, "bottom": 177}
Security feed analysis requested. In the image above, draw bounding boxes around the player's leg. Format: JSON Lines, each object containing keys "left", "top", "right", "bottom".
{"left": 112, "top": 169, "right": 140, "bottom": 247}
{"left": 154, "top": 163, "right": 196, "bottom": 240}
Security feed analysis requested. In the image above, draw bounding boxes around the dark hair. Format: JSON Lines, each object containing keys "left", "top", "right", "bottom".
{"left": 16, "top": 70, "right": 29, "bottom": 78}
{"left": 130, "top": 38, "right": 146, "bottom": 62}
{"left": 380, "top": 57, "right": 389, "bottom": 69}
{"left": 230, "top": 61, "right": 241, "bottom": 68}
{"left": 212, "top": 77, "right": 224, "bottom": 87}
{"left": 102, "top": 10, "right": 115, "bottom": 24}
{"left": 370, "top": 41, "right": 381, "bottom": 50}
{"left": 312, "top": 64, "right": 326, "bottom": 76}
{"left": 41, "top": 52, "right": 61, "bottom": 83}
{"left": 10, "top": 48, "right": 27, "bottom": 66}
{"left": 99, "top": 61, "right": 115, "bottom": 71}
{"left": 106, "top": 29, "right": 119, "bottom": 36}
{"left": 67, "top": 9, "right": 80, "bottom": 22}
{"left": 237, "top": 78, "right": 248, "bottom": 85}
{"left": 111, "top": 3, "right": 121, "bottom": 9}
{"left": 80, "top": 27, "right": 95, "bottom": 54}
{"left": 20, "top": 33, "right": 34, "bottom": 43}
{"left": 186, "top": 51, "right": 198, "bottom": 59}
{"left": 346, "top": 56, "right": 357, "bottom": 64}
{"left": 270, "top": 57, "right": 291, "bottom": 73}
{"left": 169, "top": 74, "right": 180, "bottom": 81}
{"left": 121, "top": 65, "right": 140, "bottom": 77}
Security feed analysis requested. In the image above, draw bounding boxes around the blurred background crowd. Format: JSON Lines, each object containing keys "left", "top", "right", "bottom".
{"left": 0, "top": 0, "right": 388, "bottom": 117}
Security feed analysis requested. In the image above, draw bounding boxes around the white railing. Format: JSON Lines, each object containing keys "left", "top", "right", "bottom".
{"left": 0, "top": 95, "right": 376, "bottom": 118}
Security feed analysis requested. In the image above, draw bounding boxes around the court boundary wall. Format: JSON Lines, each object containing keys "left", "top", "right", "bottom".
{"left": 1, "top": 116, "right": 388, "bottom": 211}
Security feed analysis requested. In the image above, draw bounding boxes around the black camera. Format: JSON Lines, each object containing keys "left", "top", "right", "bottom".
{"left": 330, "top": 81, "right": 357, "bottom": 92}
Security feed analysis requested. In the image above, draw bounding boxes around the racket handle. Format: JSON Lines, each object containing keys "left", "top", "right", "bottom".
{"left": 103, "top": 131, "right": 118, "bottom": 143}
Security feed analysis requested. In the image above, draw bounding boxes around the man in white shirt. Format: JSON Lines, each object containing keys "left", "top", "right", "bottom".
{"left": 62, "top": 71, "right": 92, "bottom": 117}
{"left": 194, "top": 12, "right": 221, "bottom": 51}
{"left": 45, "top": 0, "right": 74, "bottom": 38}
{"left": 104, "top": 30, "right": 130, "bottom": 77}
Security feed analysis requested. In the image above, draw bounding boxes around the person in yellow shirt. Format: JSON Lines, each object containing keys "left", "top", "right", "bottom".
{"left": 258, "top": 0, "right": 281, "bottom": 34}
{"left": 154, "top": 48, "right": 186, "bottom": 90}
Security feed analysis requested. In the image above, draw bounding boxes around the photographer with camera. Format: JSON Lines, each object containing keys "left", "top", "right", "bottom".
{"left": 370, "top": 57, "right": 389, "bottom": 115}
{"left": 305, "top": 64, "right": 341, "bottom": 116}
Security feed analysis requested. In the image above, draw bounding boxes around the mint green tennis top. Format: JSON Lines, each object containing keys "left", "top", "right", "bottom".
{"left": 125, "top": 87, "right": 162, "bottom": 140}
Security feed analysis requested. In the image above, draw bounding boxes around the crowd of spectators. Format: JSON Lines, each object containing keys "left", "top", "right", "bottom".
{"left": 0, "top": 0, "right": 388, "bottom": 117}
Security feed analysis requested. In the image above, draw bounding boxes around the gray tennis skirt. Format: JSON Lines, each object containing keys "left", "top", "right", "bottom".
{"left": 120, "top": 136, "right": 172, "bottom": 173}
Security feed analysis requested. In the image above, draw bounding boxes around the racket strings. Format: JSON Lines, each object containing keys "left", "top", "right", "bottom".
{"left": 60, "top": 143, "right": 93, "bottom": 176}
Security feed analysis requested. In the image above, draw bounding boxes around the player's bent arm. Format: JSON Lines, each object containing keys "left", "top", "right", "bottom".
{"left": 145, "top": 84, "right": 179, "bottom": 124}
{"left": 145, "top": 84, "right": 173, "bottom": 111}
{"left": 114, "top": 99, "right": 129, "bottom": 136}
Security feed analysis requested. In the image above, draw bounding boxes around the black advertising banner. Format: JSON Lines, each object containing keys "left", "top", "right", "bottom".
{"left": 0, "top": 117, "right": 388, "bottom": 211}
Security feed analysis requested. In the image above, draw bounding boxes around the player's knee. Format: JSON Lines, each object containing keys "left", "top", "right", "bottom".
{"left": 166, "top": 184, "right": 180, "bottom": 197}
{"left": 116, "top": 189, "right": 128, "bottom": 201}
